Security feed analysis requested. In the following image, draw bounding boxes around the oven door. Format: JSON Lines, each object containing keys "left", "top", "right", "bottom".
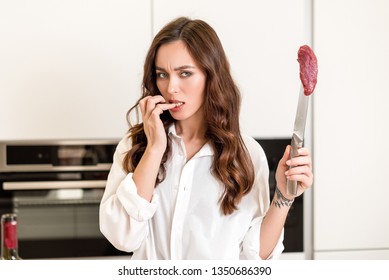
{"left": 12, "top": 188, "right": 129, "bottom": 259}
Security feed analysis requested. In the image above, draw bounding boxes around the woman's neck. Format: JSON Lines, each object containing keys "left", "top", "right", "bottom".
{"left": 175, "top": 120, "right": 207, "bottom": 161}
{"left": 174, "top": 119, "right": 206, "bottom": 142}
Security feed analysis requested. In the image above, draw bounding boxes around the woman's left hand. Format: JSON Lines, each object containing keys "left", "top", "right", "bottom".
{"left": 275, "top": 145, "right": 313, "bottom": 200}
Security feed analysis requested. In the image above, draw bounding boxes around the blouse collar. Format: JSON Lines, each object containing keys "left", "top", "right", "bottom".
{"left": 168, "top": 123, "right": 213, "bottom": 158}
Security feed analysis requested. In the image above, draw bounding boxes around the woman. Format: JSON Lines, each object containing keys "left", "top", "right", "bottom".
{"left": 99, "top": 17, "right": 313, "bottom": 260}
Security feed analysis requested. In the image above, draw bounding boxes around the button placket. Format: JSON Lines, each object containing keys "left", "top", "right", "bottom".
{"left": 170, "top": 159, "right": 195, "bottom": 259}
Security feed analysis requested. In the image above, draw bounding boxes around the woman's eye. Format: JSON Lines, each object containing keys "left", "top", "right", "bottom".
{"left": 181, "top": 71, "right": 192, "bottom": 78}
{"left": 157, "top": 72, "right": 167, "bottom": 79}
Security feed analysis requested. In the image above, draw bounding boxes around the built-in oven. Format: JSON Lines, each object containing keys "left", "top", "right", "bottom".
{"left": 255, "top": 138, "right": 304, "bottom": 253}
{"left": 0, "top": 140, "right": 129, "bottom": 259}
{"left": 0, "top": 138, "right": 303, "bottom": 258}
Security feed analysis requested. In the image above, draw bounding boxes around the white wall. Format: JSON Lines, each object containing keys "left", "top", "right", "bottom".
{"left": 313, "top": 0, "right": 389, "bottom": 259}
{"left": 152, "top": 0, "right": 310, "bottom": 138}
{"left": 0, "top": 0, "right": 309, "bottom": 140}
{"left": 0, "top": 0, "right": 151, "bottom": 140}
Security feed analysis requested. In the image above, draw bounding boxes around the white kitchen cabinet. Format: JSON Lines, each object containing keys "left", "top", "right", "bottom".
{"left": 0, "top": 0, "right": 151, "bottom": 140}
{"left": 313, "top": 0, "right": 389, "bottom": 259}
{"left": 153, "top": 0, "right": 310, "bottom": 138}
{"left": 315, "top": 250, "right": 389, "bottom": 260}
{"left": 0, "top": 0, "right": 309, "bottom": 139}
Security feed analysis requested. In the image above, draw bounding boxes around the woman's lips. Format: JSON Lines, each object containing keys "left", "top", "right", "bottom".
{"left": 169, "top": 100, "right": 185, "bottom": 112}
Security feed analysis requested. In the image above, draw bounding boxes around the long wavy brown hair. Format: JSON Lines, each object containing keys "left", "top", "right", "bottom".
{"left": 123, "top": 17, "right": 255, "bottom": 215}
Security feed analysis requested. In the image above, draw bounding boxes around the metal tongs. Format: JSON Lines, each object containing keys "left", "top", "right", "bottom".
{"left": 286, "top": 85, "right": 310, "bottom": 196}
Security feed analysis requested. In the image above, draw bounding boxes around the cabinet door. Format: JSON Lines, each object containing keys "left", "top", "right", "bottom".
{"left": 313, "top": 0, "right": 389, "bottom": 256}
{"left": 153, "top": 0, "right": 309, "bottom": 138}
{"left": 0, "top": 0, "right": 151, "bottom": 140}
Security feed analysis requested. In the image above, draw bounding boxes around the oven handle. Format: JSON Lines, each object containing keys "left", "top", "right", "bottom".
{"left": 3, "top": 180, "right": 107, "bottom": 190}
{"left": 0, "top": 163, "right": 112, "bottom": 172}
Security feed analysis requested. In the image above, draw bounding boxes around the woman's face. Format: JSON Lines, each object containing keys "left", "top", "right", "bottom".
{"left": 155, "top": 40, "right": 206, "bottom": 123}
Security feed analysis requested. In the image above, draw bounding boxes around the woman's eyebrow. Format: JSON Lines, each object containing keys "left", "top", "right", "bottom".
{"left": 155, "top": 65, "right": 195, "bottom": 71}
{"left": 174, "top": 65, "right": 195, "bottom": 71}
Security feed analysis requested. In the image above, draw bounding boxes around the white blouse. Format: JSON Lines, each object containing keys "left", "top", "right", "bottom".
{"left": 99, "top": 125, "right": 284, "bottom": 260}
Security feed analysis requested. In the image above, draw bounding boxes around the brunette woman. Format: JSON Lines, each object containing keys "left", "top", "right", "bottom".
{"left": 99, "top": 17, "right": 313, "bottom": 260}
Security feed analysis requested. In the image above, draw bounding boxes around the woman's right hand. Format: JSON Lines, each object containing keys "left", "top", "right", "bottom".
{"left": 138, "top": 95, "right": 176, "bottom": 153}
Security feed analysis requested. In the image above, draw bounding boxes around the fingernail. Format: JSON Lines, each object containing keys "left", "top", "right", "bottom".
{"left": 286, "top": 160, "right": 291, "bottom": 165}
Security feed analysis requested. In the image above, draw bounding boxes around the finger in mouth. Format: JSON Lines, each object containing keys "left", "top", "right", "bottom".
{"left": 173, "top": 102, "right": 184, "bottom": 107}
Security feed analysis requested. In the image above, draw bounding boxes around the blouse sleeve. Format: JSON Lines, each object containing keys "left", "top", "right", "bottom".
{"left": 99, "top": 135, "right": 159, "bottom": 252}
{"left": 240, "top": 136, "right": 285, "bottom": 260}
{"left": 241, "top": 218, "right": 285, "bottom": 260}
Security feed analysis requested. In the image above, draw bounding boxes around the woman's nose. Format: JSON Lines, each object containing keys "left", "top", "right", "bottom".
{"left": 167, "top": 77, "right": 179, "bottom": 94}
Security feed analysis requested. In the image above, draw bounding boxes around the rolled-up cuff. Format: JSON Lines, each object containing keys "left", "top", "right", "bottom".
{"left": 242, "top": 217, "right": 285, "bottom": 260}
{"left": 116, "top": 173, "right": 159, "bottom": 222}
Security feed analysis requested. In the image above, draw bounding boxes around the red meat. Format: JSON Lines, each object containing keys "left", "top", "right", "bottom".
{"left": 298, "top": 45, "right": 318, "bottom": 96}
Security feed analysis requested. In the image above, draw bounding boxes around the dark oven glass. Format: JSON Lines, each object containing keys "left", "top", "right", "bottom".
{"left": 9, "top": 189, "right": 129, "bottom": 259}
{"left": 0, "top": 186, "right": 130, "bottom": 259}
{"left": 255, "top": 139, "right": 303, "bottom": 253}
{"left": 0, "top": 140, "right": 129, "bottom": 259}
